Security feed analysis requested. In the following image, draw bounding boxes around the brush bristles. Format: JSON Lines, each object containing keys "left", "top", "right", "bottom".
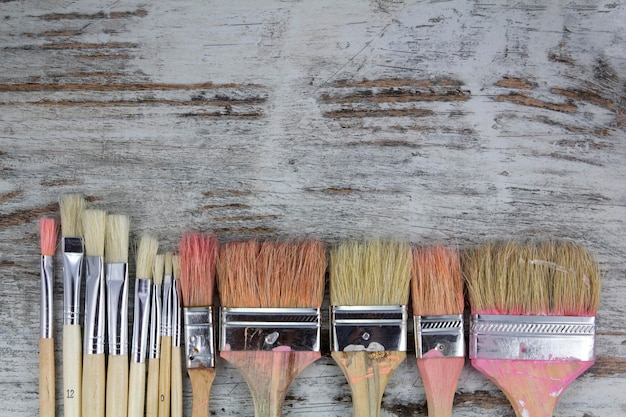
{"left": 179, "top": 233, "right": 218, "bottom": 307}
{"left": 172, "top": 255, "right": 180, "bottom": 281}
{"left": 411, "top": 245, "right": 463, "bottom": 316}
{"left": 462, "top": 241, "right": 601, "bottom": 316}
{"left": 136, "top": 235, "right": 159, "bottom": 280}
{"left": 105, "top": 214, "right": 130, "bottom": 263}
{"left": 82, "top": 209, "right": 107, "bottom": 257}
{"left": 153, "top": 254, "right": 165, "bottom": 285}
{"left": 217, "top": 240, "right": 326, "bottom": 308}
{"left": 164, "top": 252, "right": 173, "bottom": 276}
{"left": 330, "top": 240, "right": 411, "bottom": 306}
{"left": 39, "top": 218, "right": 57, "bottom": 256}
{"left": 59, "top": 194, "right": 86, "bottom": 238}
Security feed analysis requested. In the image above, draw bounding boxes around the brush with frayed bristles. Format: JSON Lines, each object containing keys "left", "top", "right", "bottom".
{"left": 147, "top": 254, "right": 165, "bottom": 417}
{"left": 60, "top": 194, "right": 86, "bottom": 417}
{"left": 158, "top": 251, "right": 174, "bottom": 417}
{"left": 179, "top": 233, "right": 218, "bottom": 417}
{"left": 105, "top": 214, "right": 130, "bottom": 417}
{"left": 81, "top": 209, "right": 107, "bottom": 417}
{"left": 39, "top": 217, "right": 57, "bottom": 417}
{"left": 128, "top": 235, "right": 159, "bottom": 417}
{"left": 170, "top": 254, "right": 183, "bottom": 417}
{"left": 463, "top": 240, "right": 601, "bottom": 417}
{"left": 411, "top": 245, "right": 464, "bottom": 417}
{"left": 217, "top": 240, "right": 326, "bottom": 417}
{"left": 330, "top": 240, "right": 411, "bottom": 417}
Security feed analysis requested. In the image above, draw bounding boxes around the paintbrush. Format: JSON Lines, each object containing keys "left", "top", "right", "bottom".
{"left": 60, "top": 194, "right": 86, "bottom": 417}
{"left": 217, "top": 240, "right": 326, "bottom": 417}
{"left": 158, "top": 252, "right": 174, "bottom": 417}
{"left": 411, "top": 245, "right": 464, "bottom": 417}
{"left": 105, "top": 214, "right": 130, "bottom": 417}
{"left": 39, "top": 217, "right": 57, "bottom": 417}
{"left": 128, "top": 235, "right": 158, "bottom": 417}
{"left": 170, "top": 254, "right": 183, "bottom": 417}
{"left": 147, "top": 254, "right": 165, "bottom": 417}
{"left": 463, "top": 240, "right": 601, "bottom": 417}
{"left": 179, "top": 233, "right": 218, "bottom": 417}
{"left": 82, "top": 209, "right": 107, "bottom": 417}
{"left": 330, "top": 240, "right": 411, "bottom": 417}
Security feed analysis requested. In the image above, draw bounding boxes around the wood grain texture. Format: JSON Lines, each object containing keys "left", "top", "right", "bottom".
{"left": 105, "top": 356, "right": 128, "bottom": 417}
{"left": 1, "top": 0, "right": 625, "bottom": 416}
{"left": 416, "top": 357, "right": 464, "bottom": 417}
{"left": 39, "top": 338, "right": 55, "bottom": 417}
{"left": 82, "top": 354, "right": 105, "bottom": 417}
{"left": 146, "top": 358, "right": 160, "bottom": 417}
{"left": 157, "top": 338, "right": 172, "bottom": 417}
{"left": 187, "top": 368, "right": 216, "bottom": 417}
{"left": 170, "top": 346, "right": 183, "bottom": 417}
{"left": 63, "top": 325, "right": 82, "bottom": 417}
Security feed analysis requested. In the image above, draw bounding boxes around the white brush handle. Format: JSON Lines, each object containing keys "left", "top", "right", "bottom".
{"left": 158, "top": 337, "right": 172, "bottom": 417}
{"left": 170, "top": 345, "right": 183, "bottom": 417}
{"left": 128, "top": 361, "right": 147, "bottom": 417}
{"left": 146, "top": 358, "right": 160, "bottom": 417}
{"left": 82, "top": 354, "right": 105, "bottom": 417}
{"left": 63, "top": 324, "right": 82, "bottom": 417}
{"left": 39, "top": 338, "right": 55, "bottom": 417}
{"left": 106, "top": 355, "right": 128, "bottom": 417}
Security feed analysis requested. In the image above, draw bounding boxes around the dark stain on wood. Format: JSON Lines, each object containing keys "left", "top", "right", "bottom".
{"left": 180, "top": 111, "right": 263, "bottom": 119}
{"left": 495, "top": 93, "right": 577, "bottom": 113}
{"left": 325, "top": 108, "right": 434, "bottom": 119}
{"left": 548, "top": 52, "right": 575, "bottom": 66}
{"left": 334, "top": 78, "right": 462, "bottom": 88}
{"left": 0, "top": 82, "right": 263, "bottom": 92}
{"left": 320, "top": 187, "right": 355, "bottom": 195}
{"left": 202, "top": 190, "right": 251, "bottom": 197}
{"left": 550, "top": 152, "right": 603, "bottom": 167}
{"left": 212, "top": 214, "right": 278, "bottom": 222}
{"left": 589, "top": 356, "right": 626, "bottom": 377}
{"left": 0, "top": 260, "right": 29, "bottom": 270}
{"left": 495, "top": 77, "right": 536, "bottom": 90}
{"left": 28, "top": 99, "right": 265, "bottom": 107}
{"left": 26, "top": 30, "right": 82, "bottom": 37}
{"left": 346, "top": 140, "right": 417, "bottom": 147}
{"left": 38, "top": 9, "right": 148, "bottom": 20}
{"left": 39, "top": 42, "right": 138, "bottom": 50}
{"left": 201, "top": 203, "right": 251, "bottom": 210}
{"left": 40, "top": 178, "right": 82, "bottom": 187}
{"left": 321, "top": 88, "right": 469, "bottom": 103}
{"left": 214, "top": 227, "right": 278, "bottom": 236}
{"left": 0, "top": 202, "right": 58, "bottom": 227}
{"left": 0, "top": 190, "right": 23, "bottom": 204}
{"left": 454, "top": 390, "right": 511, "bottom": 409}
{"left": 551, "top": 88, "right": 616, "bottom": 111}
{"left": 78, "top": 54, "right": 131, "bottom": 60}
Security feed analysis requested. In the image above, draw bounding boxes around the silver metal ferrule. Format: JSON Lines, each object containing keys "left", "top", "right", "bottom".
{"left": 415, "top": 315, "right": 464, "bottom": 359}
{"left": 331, "top": 305, "right": 407, "bottom": 352}
{"left": 84, "top": 256, "right": 106, "bottom": 354}
{"left": 40, "top": 255, "right": 54, "bottom": 339}
{"left": 220, "top": 307, "right": 321, "bottom": 352}
{"left": 62, "top": 237, "right": 84, "bottom": 325}
{"left": 161, "top": 275, "right": 173, "bottom": 337}
{"left": 470, "top": 314, "right": 596, "bottom": 361}
{"left": 148, "top": 283, "right": 162, "bottom": 359}
{"left": 172, "top": 280, "right": 182, "bottom": 348}
{"left": 184, "top": 307, "right": 215, "bottom": 369}
{"left": 131, "top": 278, "right": 152, "bottom": 363}
{"left": 105, "top": 263, "right": 129, "bottom": 355}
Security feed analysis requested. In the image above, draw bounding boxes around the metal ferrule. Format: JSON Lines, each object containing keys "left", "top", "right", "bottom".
{"left": 131, "top": 278, "right": 152, "bottom": 363}
{"left": 149, "top": 284, "right": 162, "bottom": 359}
{"left": 62, "top": 237, "right": 84, "bottom": 325}
{"left": 40, "top": 255, "right": 54, "bottom": 339}
{"left": 172, "top": 280, "right": 182, "bottom": 348}
{"left": 105, "top": 263, "right": 129, "bottom": 355}
{"left": 161, "top": 275, "right": 173, "bottom": 337}
{"left": 220, "top": 307, "right": 321, "bottom": 352}
{"left": 331, "top": 305, "right": 407, "bottom": 352}
{"left": 470, "top": 314, "right": 596, "bottom": 361}
{"left": 84, "top": 256, "right": 106, "bottom": 354}
{"left": 184, "top": 307, "right": 215, "bottom": 369}
{"left": 415, "top": 314, "right": 464, "bottom": 359}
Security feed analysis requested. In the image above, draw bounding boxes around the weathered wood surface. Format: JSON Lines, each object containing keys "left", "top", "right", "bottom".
{"left": 1, "top": 0, "right": 625, "bottom": 416}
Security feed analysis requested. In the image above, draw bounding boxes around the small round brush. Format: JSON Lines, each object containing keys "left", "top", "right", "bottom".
{"left": 39, "top": 217, "right": 57, "bottom": 417}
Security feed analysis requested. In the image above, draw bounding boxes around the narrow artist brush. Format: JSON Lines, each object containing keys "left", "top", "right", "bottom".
{"left": 128, "top": 235, "right": 158, "bottom": 417}
{"left": 218, "top": 240, "right": 326, "bottom": 417}
{"left": 60, "top": 194, "right": 86, "bottom": 417}
{"left": 330, "top": 240, "right": 411, "bottom": 417}
{"left": 158, "top": 252, "right": 174, "bottom": 417}
{"left": 411, "top": 245, "right": 464, "bottom": 417}
{"left": 82, "top": 209, "right": 107, "bottom": 417}
{"left": 105, "top": 214, "right": 130, "bottom": 417}
{"left": 39, "top": 217, "right": 57, "bottom": 417}
{"left": 464, "top": 240, "right": 601, "bottom": 417}
{"left": 170, "top": 254, "right": 183, "bottom": 417}
{"left": 179, "top": 233, "right": 218, "bottom": 417}
{"left": 147, "top": 254, "right": 165, "bottom": 417}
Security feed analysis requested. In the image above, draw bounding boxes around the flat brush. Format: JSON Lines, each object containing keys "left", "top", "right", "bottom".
{"left": 179, "top": 233, "right": 218, "bottom": 417}
{"left": 158, "top": 252, "right": 174, "bottom": 417}
{"left": 147, "top": 254, "right": 165, "bottom": 417}
{"left": 217, "top": 240, "right": 326, "bottom": 417}
{"left": 411, "top": 245, "right": 464, "bottom": 417}
{"left": 82, "top": 209, "right": 107, "bottom": 417}
{"left": 105, "top": 214, "right": 130, "bottom": 417}
{"left": 330, "top": 240, "right": 411, "bottom": 417}
{"left": 464, "top": 240, "right": 601, "bottom": 417}
{"left": 39, "top": 217, "right": 57, "bottom": 417}
{"left": 128, "top": 235, "right": 158, "bottom": 417}
{"left": 170, "top": 254, "right": 183, "bottom": 417}
{"left": 60, "top": 194, "right": 86, "bottom": 417}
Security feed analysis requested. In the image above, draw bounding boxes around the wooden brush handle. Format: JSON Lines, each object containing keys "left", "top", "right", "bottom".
{"left": 417, "top": 357, "right": 464, "bottom": 417}
{"left": 221, "top": 351, "right": 320, "bottom": 417}
{"left": 187, "top": 368, "right": 216, "bottom": 417}
{"left": 146, "top": 358, "right": 160, "bottom": 417}
{"left": 158, "top": 336, "right": 172, "bottom": 417}
{"left": 82, "top": 354, "right": 105, "bottom": 417}
{"left": 331, "top": 350, "right": 406, "bottom": 417}
{"left": 63, "top": 324, "right": 82, "bottom": 417}
{"left": 106, "top": 355, "right": 128, "bottom": 417}
{"left": 128, "top": 361, "right": 147, "bottom": 417}
{"left": 39, "top": 338, "right": 55, "bottom": 417}
{"left": 170, "top": 345, "right": 183, "bottom": 417}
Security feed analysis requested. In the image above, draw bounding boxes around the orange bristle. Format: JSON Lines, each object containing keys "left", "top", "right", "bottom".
{"left": 178, "top": 232, "right": 218, "bottom": 308}
{"left": 39, "top": 218, "right": 57, "bottom": 257}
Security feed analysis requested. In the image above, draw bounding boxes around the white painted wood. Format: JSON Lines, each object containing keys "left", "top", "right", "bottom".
{"left": 0, "top": 0, "right": 625, "bottom": 416}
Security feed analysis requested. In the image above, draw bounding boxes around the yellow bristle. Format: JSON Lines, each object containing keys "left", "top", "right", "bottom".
{"left": 105, "top": 214, "right": 130, "bottom": 264}
{"left": 164, "top": 252, "right": 173, "bottom": 276}
{"left": 59, "top": 194, "right": 85, "bottom": 238}
{"left": 82, "top": 209, "right": 106, "bottom": 257}
{"left": 172, "top": 255, "right": 180, "bottom": 281}
{"left": 136, "top": 235, "right": 159, "bottom": 280}
{"left": 153, "top": 254, "right": 165, "bottom": 286}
